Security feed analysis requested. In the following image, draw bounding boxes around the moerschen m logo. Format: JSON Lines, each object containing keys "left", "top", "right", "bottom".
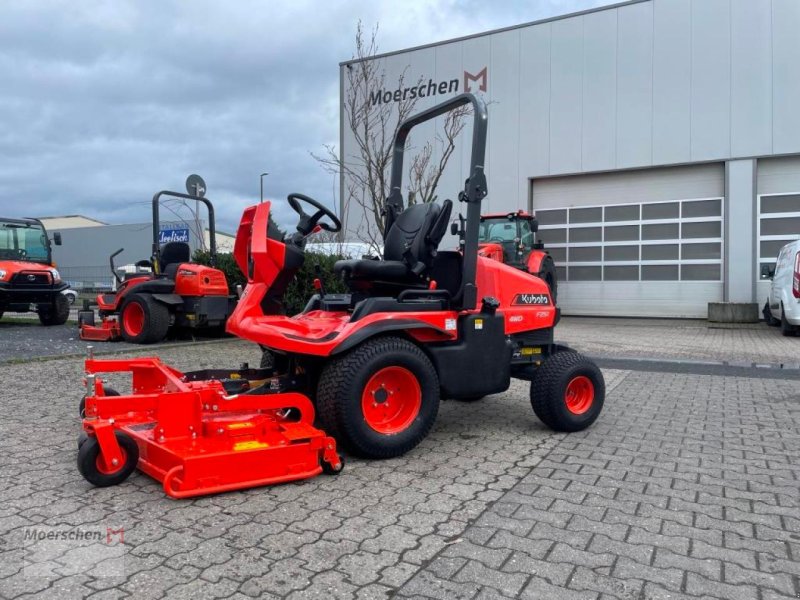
{"left": 369, "top": 67, "right": 488, "bottom": 105}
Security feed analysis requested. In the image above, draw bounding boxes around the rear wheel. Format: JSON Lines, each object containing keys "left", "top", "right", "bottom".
{"left": 316, "top": 336, "right": 440, "bottom": 459}
{"left": 39, "top": 294, "right": 70, "bottom": 326}
{"left": 120, "top": 294, "right": 170, "bottom": 344}
{"left": 77, "top": 431, "right": 139, "bottom": 487}
{"left": 536, "top": 255, "right": 558, "bottom": 304}
{"left": 763, "top": 301, "right": 779, "bottom": 326}
{"left": 781, "top": 303, "right": 798, "bottom": 337}
{"left": 530, "top": 351, "right": 605, "bottom": 432}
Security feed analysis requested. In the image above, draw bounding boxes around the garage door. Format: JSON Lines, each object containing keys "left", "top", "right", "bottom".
{"left": 532, "top": 164, "right": 725, "bottom": 318}
{"left": 756, "top": 157, "right": 800, "bottom": 305}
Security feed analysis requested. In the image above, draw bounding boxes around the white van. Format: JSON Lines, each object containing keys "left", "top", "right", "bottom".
{"left": 762, "top": 239, "right": 800, "bottom": 336}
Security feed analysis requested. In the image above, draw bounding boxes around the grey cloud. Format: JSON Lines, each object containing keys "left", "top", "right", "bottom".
{"left": 0, "top": 0, "right": 612, "bottom": 233}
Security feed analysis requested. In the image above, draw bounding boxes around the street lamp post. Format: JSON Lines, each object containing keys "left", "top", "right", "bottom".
{"left": 260, "top": 172, "right": 269, "bottom": 203}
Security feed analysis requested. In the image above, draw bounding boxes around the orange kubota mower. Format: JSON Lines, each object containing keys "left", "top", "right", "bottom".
{"left": 78, "top": 177, "right": 233, "bottom": 344}
{"left": 76, "top": 93, "right": 602, "bottom": 497}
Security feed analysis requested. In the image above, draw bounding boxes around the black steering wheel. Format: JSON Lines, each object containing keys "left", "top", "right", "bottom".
{"left": 287, "top": 193, "right": 342, "bottom": 236}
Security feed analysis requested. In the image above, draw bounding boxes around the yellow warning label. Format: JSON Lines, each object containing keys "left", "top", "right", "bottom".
{"left": 521, "top": 347, "right": 542, "bottom": 355}
{"left": 227, "top": 422, "right": 254, "bottom": 430}
{"left": 233, "top": 440, "right": 269, "bottom": 451}
{"left": 474, "top": 319, "right": 483, "bottom": 330}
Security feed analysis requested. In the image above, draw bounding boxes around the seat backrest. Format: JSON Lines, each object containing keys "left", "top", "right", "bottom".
{"left": 159, "top": 242, "right": 191, "bottom": 271}
{"left": 383, "top": 199, "right": 453, "bottom": 271}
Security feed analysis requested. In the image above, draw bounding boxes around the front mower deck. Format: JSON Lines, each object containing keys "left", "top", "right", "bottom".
{"left": 78, "top": 356, "right": 342, "bottom": 498}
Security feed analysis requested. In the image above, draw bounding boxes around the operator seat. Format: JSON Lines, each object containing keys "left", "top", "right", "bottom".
{"left": 334, "top": 199, "right": 453, "bottom": 288}
{"left": 159, "top": 241, "right": 191, "bottom": 279}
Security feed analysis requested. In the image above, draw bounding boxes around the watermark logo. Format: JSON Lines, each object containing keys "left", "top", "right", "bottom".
{"left": 21, "top": 525, "right": 125, "bottom": 578}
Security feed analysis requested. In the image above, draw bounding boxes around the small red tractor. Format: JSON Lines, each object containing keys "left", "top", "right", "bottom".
{"left": 76, "top": 93, "right": 603, "bottom": 497}
{"left": 473, "top": 210, "right": 558, "bottom": 302}
{"left": 0, "top": 217, "right": 69, "bottom": 325}
{"left": 78, "top": 177, "right": 233, "bottom": 343}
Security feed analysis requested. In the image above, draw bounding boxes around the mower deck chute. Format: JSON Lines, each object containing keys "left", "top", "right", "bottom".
{"left": 78, "top": 356, "right": 342, "bottom": 498}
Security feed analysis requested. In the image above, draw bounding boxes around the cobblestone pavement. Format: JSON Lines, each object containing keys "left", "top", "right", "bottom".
{"left": 0, "top": 339, "right": 798, "bottom": 599}
{"left": 557, "top": 317, "right": 800, "bottom": 365}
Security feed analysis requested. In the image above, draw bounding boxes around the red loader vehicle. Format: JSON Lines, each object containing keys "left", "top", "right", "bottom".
{"left": 78, "top": 177, "right": 233, "bottom": 343}
{"left": 0, "top": 217, "right": 69, "bottom": 325}
{"left": 76, "top": 93, "right": 603, "bottom": 497}
{"left": 477, "top": 210, "right": 558, "bottom": 302}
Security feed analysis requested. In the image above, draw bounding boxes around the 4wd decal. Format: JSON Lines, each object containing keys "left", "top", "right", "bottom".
{"left": 512, "top": 293, "right": 550, "bottom": 306}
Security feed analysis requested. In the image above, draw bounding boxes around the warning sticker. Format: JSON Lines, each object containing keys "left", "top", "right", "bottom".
{"left": 445, "top": 318, "right": 457, "bottom": 331}
{"left": 474, "top": 319, "right": 483, "bottom": 330}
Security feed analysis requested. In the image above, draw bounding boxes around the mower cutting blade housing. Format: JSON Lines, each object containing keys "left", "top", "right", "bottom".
{"left": 77, "top": 357, "right": 342, "bottom": 498}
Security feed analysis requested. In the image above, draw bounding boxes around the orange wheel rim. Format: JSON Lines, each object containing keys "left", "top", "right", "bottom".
{"left": 565, "top": 375, "right": 594, "bottom": 415}
{"left": 122, "top": 303, "right": 144, "bottom": 336}
{"left": 361, "top": 366, "right": 422, "bottom": 434}
{"left": 95, "top": 447, "right": 127, "bottom": 475}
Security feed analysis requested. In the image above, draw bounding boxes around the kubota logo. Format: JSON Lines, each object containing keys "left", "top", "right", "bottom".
{"left": 369, "top": 67, "right": 488, "bottom": 106}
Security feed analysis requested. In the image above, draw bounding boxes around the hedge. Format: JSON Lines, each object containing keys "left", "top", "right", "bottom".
{"left": 193, "top": 249, "right": 346, "bottom": 315}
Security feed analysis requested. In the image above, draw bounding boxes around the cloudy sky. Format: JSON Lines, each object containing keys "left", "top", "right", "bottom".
{"left": 0, "top": 0, "right": 613, "bottom": 232}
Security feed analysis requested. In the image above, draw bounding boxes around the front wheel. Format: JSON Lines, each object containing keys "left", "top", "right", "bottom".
{"left": 77, "top": 431, "right": 139, "bottom": 487}
{"left": 316, "top": 336, "right": 440, "bottom": 459}
{"left": 530, "top": 351, "right": 605, "bottom": 432}
{"left": 39, "top": 294, "right": 70, "bottom": 326}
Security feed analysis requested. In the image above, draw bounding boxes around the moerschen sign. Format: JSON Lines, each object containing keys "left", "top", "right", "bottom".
{"left": 369, "top": 67, "right": 488, "bottom": 106}
{"left": 159, "top": 228, "right": 190, "bottom": 244}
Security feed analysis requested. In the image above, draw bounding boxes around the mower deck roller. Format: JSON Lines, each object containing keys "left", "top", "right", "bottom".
{"left": 78, "top": 356, "right": 342, "bottom": 498}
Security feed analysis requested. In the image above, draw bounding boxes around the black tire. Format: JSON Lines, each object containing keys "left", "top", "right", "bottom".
{"left": 781, "top": 304, "right": 798, "bottom": 337}
{"left": 77, "top": 310, "right": 95, "bottom": 328}
{"left": 763, "top": 301, "right": 779, "bottom": 326}
{"left": 536, "top": 255, "right": 558, "bottom": 304}
{"left": 322, "top": 454, "right": 345, "bottom": 475}
{"left": 79, "top": 386, "right": 119, "bottom": 418}
{"left": 78, "top": 431, "right": 89, "bottom": 449}
{"left": 120, "top": 294, "right": 170, "bottom": 344}
{"left": 77, "top": 431, "right": 139, "bottom": 487}
{"left": 316, "top": 336, "right": 440, "bottom": 459}
{"left": 38, "top": 293, "right": 70, "bottom": 326}
{"left": 530, "top": 351, "right": 605, "bottom": 432}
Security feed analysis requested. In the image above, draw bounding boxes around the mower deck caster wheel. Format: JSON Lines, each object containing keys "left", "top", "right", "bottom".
{"left": 78, "top": 432, "right": 89, "bottom": 449}
{"left": 322, "top": 454, "right": 345, "bottom": 475}
{"left": 530, "top": 351, "right": 605, "bottom": 432}
{"left": 79, "top": 387, "right": 120, "bottom": 417}
{"left": 77, "top": 431, "right": 139, "bottom": 487}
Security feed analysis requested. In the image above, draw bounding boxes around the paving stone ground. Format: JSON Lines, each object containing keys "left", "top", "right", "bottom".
{"left": 0, "top": 323, "right": 798, "bottom": 599}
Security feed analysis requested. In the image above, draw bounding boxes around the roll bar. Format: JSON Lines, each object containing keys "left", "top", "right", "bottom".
{"left": 384, "top": 92, "right": 488, "bottom": 310}
{"left": 151, "top": 191, "right": 217, "bottom": 272}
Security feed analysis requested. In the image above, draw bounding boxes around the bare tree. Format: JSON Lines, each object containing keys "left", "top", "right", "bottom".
{"left": 314, "top": 22, "right": 467, "bottom": 250}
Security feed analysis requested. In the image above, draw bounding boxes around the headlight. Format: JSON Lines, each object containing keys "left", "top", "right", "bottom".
{"left": 49, "top": 268, "right": 61, "bottom": 281}
{"left": 0, "top": 269, "right": 6, "bottom": 279}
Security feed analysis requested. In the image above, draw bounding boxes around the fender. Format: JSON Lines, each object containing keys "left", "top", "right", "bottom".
{"left": 150, "top": 293, "right": 184, "bottom": 306}
{"left": 525, "top": 250, "right": 550, "bottom": 274}
{"left": 330, "top": 319, "right": 449, "bottom": 356}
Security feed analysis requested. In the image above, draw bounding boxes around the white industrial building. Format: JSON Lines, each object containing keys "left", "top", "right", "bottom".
{"left": 339, "top": 0, "right": 800, "bottom": 318}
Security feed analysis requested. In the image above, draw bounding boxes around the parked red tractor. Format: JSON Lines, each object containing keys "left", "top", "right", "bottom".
{"left": 78, "top": 178, "right": 233, "bottom": 343}
{"left": 76, "top": 93, "right": 604, "bottom": 497}
{"left": 477, "top": 210, "right": 558, "bottom": 302}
